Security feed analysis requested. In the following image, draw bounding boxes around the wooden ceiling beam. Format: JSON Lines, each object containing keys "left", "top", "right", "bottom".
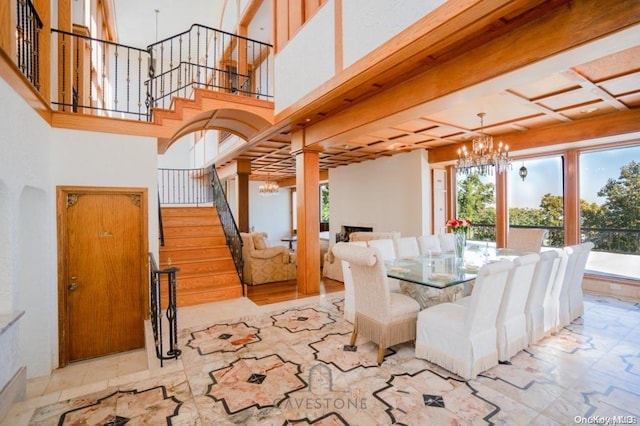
{"left": 428, "top": 108, "right": 640, "bottom": 163}
{"left": 301, "top": 0, "right": 640, "bottom": 149}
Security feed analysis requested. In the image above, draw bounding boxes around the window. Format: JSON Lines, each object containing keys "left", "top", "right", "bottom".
{"left": 456, "top": 172, "right": 496, "bottom": 242}
{"left": 580, "top": 145, "right": 640, "bottom": 256}
{"left": 508, "top": 156, "right": 564, "bottom": 247}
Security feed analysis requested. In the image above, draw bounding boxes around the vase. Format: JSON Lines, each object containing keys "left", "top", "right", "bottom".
{"left": 454, "top": 232, "right": 466, "bottom": 261}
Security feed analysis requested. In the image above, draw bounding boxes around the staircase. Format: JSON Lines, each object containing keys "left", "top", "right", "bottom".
{"left": 159, "top": 206, "right": 243, "bottom": 307}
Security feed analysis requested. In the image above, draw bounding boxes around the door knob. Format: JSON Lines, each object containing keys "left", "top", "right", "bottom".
{"left": 69, "top": 277, "right": 78, "bottom": 291}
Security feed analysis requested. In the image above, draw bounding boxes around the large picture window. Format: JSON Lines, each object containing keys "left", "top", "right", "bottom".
{"left": 507, "top": 156, "right": 564, "bottom": 247}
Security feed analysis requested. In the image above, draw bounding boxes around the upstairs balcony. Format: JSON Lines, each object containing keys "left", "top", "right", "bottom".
{"left": 3, "top": 0, "right": 274, "bottom": 151}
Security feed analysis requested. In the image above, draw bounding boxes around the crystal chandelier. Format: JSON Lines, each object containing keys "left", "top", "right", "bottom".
{"left": 259, "top": 174, "right": 279, "bottom": 195}
{"left": 456, "top": 113, "right": 511, "bottom": 176}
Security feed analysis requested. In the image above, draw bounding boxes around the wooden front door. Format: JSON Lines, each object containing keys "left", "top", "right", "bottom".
{"left": 57, "top": 187, "right": 148, "bottom": 365}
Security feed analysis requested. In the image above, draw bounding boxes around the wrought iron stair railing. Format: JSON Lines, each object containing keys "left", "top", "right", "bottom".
{"left": 157, "top": 167, "right": 244, "bottom": 291}
{"left": 148, "top": 253, "right": 181, "bottom": 367}
{"left": 209, "top": 166, "right": 244, "bottom": 290}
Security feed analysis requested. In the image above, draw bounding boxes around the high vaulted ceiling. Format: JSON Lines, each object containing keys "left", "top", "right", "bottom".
{"left": 115, "top": 1, "right": 640, "bottom": 183}
{"left": 214, "top": 0, "right": 640, "bottom": 183}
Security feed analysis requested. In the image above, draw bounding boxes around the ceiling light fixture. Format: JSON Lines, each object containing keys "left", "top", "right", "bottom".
{"left": 456, "top": 113, "right": 511, "bottom": 176}
{"left": 259, "top": 174, "right": 279, "bottom": 195}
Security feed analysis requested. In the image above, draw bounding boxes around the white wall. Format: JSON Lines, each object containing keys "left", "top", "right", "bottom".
{"left": 274, "top": 0, "right": 444, "bottom": 113}
{"left": 248, "top": 181, "right": 291, "bottom": 245}
{"left": 328, "top": 149, "right": 431, "bottom": 247}
{"left": 158, "top": 133, "right": 193, "bottom": 169}
{"left": 342, "top": 0, "right": 445, "bottom": 68}
{"left": 51, "top": 128, "right": 159, "bottom": 256}
{"left": 0, "top": 77, "right": 53, "bottom": 380}
{"left": 274, "top": 0, "right": 335, "bottom": 113}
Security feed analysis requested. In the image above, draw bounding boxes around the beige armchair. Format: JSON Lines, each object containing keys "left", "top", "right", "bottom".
{"left": 240, "top": 232, "right": 296, "bottom": 285}
{"left": 322, "top": 231, "right": 400, "bottom": 282}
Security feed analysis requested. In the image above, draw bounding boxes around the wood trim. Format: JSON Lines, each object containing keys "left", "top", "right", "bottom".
{"left": 334, "top": 0, "right": 342, "bottom": 74}
{"left": 0, "top": 48, "right": 51, "bottom": 122}
{"left": 495, "top": 171, "right": 508, "bottom": 248}
{"left": 56, "top": 186, "right": 149, "bottom": 367}
{"left": 0, "top": 0, "right": 16, "bottom": 66}
{"left": 284, "top": 0, "right": 640, "bottom": 148}
{"left": 563, "top": 149, "right": 580, "bottom": 246}
{"left": 429, "top": 109, "right": 640, "bottom": 163}
{"left": 295, "top": 144, "right": 320, "bottom": 296}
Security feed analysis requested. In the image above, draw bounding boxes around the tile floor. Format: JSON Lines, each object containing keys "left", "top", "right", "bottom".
{"left": 2, "top": 291, "right": 640, "bottom": 425}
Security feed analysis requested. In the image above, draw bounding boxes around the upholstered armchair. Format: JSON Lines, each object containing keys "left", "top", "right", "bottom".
{"left": 240, "top": 232, "right": 296, "bottom": 285}
{"left": 322, "top": 231, "right": 400, "bottom": 282}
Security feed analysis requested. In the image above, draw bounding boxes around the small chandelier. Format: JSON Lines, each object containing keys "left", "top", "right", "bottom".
{"left": 259, "top": 174, "right": 279, "bottom": 195}
{"left": 456, "top": 113, "right": 511, "bottom": 176}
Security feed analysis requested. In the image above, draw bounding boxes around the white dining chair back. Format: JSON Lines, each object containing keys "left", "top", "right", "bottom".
{"left": 333, "top": 243, "right": 420, "bottom": 365}
{"left": 395, "top": 237, "right": 421, "bottom": 258}
{"left": 417, "top": 235, "right": 442, "bottom": 255}
{"left": 568, "top": 241, "right": 594, "bottom": 321}
{"left": 367, "top": 238, "right": 396, "bottom": 261}
{"left": 340, "top": 241, "right": 367, "bottom": 323}
{"left": 496, "top": 253, "right": 540, "bottom": 361}
{"left": 438, "top": 233, "right": 457, "bottom": 253}
{"left": 506, "top": 228, "right": 548, "bottom": 253}
{"left": 415, "top": 260, "right": 513, "bottom": 380}
{"left": 525, "top": 250, "right": 560, "bottom": 344}
{"left": 554, "top": 244, "right": 582, "bottom": 331}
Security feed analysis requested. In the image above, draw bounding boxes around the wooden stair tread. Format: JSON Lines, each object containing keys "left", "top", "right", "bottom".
{"left": 159, "top": 205, "right": 242, "bottom": 307}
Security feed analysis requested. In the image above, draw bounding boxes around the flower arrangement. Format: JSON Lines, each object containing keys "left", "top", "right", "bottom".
{"left": 446, "top": 218, "right": 471, "bottom": 234}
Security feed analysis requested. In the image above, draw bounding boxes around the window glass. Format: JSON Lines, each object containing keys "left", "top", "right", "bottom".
{"left": 508, "top": 156, "right": 564, "bottom": 247}
{"left": 456, "top": 172, "right": 496, "bottom": 242}
{"left": 580, "top": 146, "right": 640, "bottom": 257}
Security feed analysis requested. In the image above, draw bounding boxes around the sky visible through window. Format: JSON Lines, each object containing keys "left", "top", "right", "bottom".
{"left": 469, "top": 145, "right": 639, "bottom": 209}
{"left": 579, "top": 145, "right": 639, "bottom": 205}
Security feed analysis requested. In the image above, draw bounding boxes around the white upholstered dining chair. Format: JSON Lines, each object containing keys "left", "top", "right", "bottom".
{"left": 556, "top": 244, "right": 585, "bottom": 330}
{"left": 494, "top": 253, "right": 540, "bottom": 361}
{"left": 415, "top": 260, "right": 514, "bottom": 380}
{"left": 333, "top": 243, "right": 420, "bottom": 365}
{"left": 367, "top": 238, "right": 402, "bottom": 293}
{"left": 546, "top": 245, "right": 581, "bottom": 333}
{"left": 394, "top": 236, "right": 421, "bottom": 258}
{"left": 506, "top": 228, "right": 548, "bottom": 253}
{"left": 438, "top": 233, "right": 456, "bottom": 253}
{"left": 417, "top": 235, "right": 442, "bottom": 255}
{"left": 339, "top": 242, "right": 367, "bottom": 323}
{"left": 525, "top": 250, "right": 560, "bottom": 344}
{"left": 567, "top": 242, "right": 594, "bottom": 322}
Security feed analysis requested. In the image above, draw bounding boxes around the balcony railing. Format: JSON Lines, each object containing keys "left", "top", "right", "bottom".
{"left": 147, "top": 24, "right": 273, "bottom": 111}
{"left": 158, "top": 168, "right": 213, "bottom": 205}
{"left": 52, "top": 28, "right": 151, "bottom": 120}
{"left": 11, "top": 11, "right": 273, "bottom": 121}
{"left": 16, "top": 0, "right": 42, "bottom": 89}
{"left": 470, "top": 223, "right": 640, "bottom": 255}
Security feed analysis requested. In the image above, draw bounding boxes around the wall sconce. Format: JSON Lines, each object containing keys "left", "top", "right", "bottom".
{"left": 519, "top": 162, "right": 528, "bottom": 181}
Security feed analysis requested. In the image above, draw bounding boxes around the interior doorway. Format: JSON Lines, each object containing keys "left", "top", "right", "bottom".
{"left": 57, "top": 186, "right": 148, "bottom": 366}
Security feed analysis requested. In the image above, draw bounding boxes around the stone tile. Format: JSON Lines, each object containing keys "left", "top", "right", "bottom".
{"left": 7, "top": 294, "right": 640, "bottom": 425}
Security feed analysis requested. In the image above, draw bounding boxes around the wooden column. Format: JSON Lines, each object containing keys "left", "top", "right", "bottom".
{"left": 495, "top": 170, "right": 508, "bottom": 248}
{"left": 236, "top": 160, "right": 251, "bottom": 233}
{"left": 0, "top": 0, "right": 16, "bottom": 59}
{"left": 564, "top": 149, "right": 581, "bottom": 246}
{"left": 293, "top": 130, "right": 320, "bottom": 296}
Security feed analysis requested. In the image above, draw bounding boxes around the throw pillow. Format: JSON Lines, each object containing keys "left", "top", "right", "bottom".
{"left": 254, "top": 235, "right": 268, "bottom": 250}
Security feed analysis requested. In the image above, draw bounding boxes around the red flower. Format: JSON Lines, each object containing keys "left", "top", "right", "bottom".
{"left": 446, "top": 218, "right": 471, "bottom": 233}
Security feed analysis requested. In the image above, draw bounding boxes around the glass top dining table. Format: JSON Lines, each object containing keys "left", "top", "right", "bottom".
{"left": 385, "top": 247, "right": 523, "bottom": 289}
{"left": 385, "top": 246, "right": 524, "bottom": 309}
